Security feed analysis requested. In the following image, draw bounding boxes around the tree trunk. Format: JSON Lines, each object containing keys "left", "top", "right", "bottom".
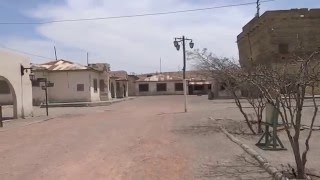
{"left": 293, "top": 140, "right": 306, "bottom": 179}
{"left": 233, "top": 93, "right": 256, "bottom": 135}
{"left": 257, "top": 107, "right": 263, "bottom": 134}
{"left": 257, "top": 118, "right": 262, "bottom": 134}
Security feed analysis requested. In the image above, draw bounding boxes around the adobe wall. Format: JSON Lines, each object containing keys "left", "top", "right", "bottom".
{"left": 237, "top": 9, "right": 320, "bottom": 67}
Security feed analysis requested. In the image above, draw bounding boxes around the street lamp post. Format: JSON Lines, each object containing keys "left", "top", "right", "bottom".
{"left": 173, "top": 36, "right": 194, "bottom": 112}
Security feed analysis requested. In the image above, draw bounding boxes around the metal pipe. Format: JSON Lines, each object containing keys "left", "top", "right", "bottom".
{"left": 182, "top": 36, "right": 187, "bottom": 112}
{"left": 45, "top": 83, "right": 48, "bottom": 116}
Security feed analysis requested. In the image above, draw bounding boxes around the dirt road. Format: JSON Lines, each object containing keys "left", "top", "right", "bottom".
{"left": 0, "top": 96, "right": 270, "bottom": 180}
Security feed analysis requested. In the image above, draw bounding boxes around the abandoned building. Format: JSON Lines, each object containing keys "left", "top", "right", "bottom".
{"left": 110, "top": 71, "right": 129, "bottom": 99}
{"left": 32, "top": 60, "right": 129, "bottom": 105}
{"left": 0, "top": 50, "right": 33, "bottom": 119}
{"left": 133, "top": 71, "right": 214, "bottom": 96}
{"left": 237, "top": 8, "right": 320, "bottom": 67}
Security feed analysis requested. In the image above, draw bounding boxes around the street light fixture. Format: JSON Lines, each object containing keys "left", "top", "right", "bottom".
{"left": 173, "top": 36, "right": 194, "bottom": 113}
{"left": 189, "top": 41, "right": 194, "bottom": 49}
{"left": 174, "top": 40, "right": 180, "bottom": 51}
{"left": 21, "top": 65, "right": 35, "bottom": 81}
{"left": 29, "top": 72, "right": 35, "bottom": 81}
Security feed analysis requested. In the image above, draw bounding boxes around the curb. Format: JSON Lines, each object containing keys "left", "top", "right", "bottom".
{"left": 220, "top": 126, "right": 288, "bottom": 180}
{"left": 0, "top": 117, "right": 54, "bottom": 132}
{"left": 39, "top": 97, "right": 136, "bottom": 108}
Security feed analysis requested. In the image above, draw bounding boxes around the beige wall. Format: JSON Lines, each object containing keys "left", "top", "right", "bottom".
{"left": 135, "top": 81, "right": 184, "bottom": 96}
{"left": 128, "top": 76, "right": 137, "bottom": 96}
{"left": 0, "top": 51, "right": 33, "bottom": 118}
{"left": 33, "top": 70, "right": 103, "bottom": 104}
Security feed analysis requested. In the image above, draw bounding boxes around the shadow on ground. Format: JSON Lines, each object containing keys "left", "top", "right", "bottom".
{"left": 196, "top": 153, "right": 271, "bottom": 180}
{"left": 171, "top": 120, "right": 221, "bottom": 136}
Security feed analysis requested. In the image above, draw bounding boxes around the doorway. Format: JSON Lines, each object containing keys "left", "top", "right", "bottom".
{"left": 0, "top": 76, "right": 18, "bottom": 119}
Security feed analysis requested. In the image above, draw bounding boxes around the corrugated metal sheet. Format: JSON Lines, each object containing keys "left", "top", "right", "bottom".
{"left": 33, "top": 60, "right": 88, "bottom": 71}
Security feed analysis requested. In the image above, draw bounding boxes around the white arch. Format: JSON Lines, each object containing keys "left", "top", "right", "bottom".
{"left": 0, "top": 76, "right": 18, "bottom": 118}
{"left": 0, "top": 50, "right": 33, "bottom": 118}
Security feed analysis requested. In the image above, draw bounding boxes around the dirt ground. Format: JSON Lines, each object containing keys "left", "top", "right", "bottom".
{"left": 0, "top": 95, "right": 272, "bottom": 180}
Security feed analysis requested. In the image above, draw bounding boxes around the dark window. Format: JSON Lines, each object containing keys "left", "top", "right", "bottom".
{"left": 208, "top": 84, "right": 212, "bottom": 90}
{"left": 32, "top": 80, "right": 40, "bottom": 87}
{"left": 116, "top": 82, "right": 120, "bottom": 90}
{"left": 93, "top": 79, "right": 98, "bottom": 92}
{"left": 175, "top": 83, "right": 183, "bottom": 91}
{"left": 77, "top": 84, "right": 84, "bottom": 91}
{"left": 0, "top": 81, "right": 10, "bottom": 94}
{"left": 139, "top": 84, "right": 149, "bottom": 92}
{"left": 100, "top": 80, "right": 105, "bottom": 92}
{"left": 194, "top": 85, "right": 204, "bottom": 91}
{"left": 157, "top": 83, "right": 167, "bottom": 92}
{"left": 279, "top": 44, "right": 289, "bottom": 54}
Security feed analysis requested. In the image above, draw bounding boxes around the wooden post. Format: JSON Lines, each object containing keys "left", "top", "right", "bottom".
{"left": 0, "top": 106, "right": 3, "bottom": 127}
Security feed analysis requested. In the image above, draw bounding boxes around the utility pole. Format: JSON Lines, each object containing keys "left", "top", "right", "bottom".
{"left": 54, "top": 46, "right": 58, "bottom": 60}
{"left": 0, "top": 106, "right": 2, "bottom": 127}
{"left": 182, "top": 36, "right": 187, "bottom": 113}
{"left": 45, "top": 84, "right": 48, "bottom": 116}
{"left": 256, "top": 0, "right": 260, "bottom": 17}
{"left": 160, "top": 57, "right": 162, "bottom": 74}
{"left": 173, "top": 36, "right": 194, "bottom": 113}
{"left": 87, "top": 52, "right": 89, "bottom": 66}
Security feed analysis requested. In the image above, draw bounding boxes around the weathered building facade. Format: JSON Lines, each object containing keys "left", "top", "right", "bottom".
{"left": 32, "top": 60, "right": 109, "bottom": 105}
{"left": 0, "top": 51, "right": 33, "bottom": 119}
{"left": 32, "top": 60, "right": 129, "bottom": 105}
{"left": 110, "top": 71, "right": 129, "bottom": 99}
{"left": 237, "top": 8, "right": 320, "bottom": 67}
{"left": 133, "top": 71, "right": 215, "bottom": 96}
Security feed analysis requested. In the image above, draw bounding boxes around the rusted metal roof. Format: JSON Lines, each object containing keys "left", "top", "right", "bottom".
{"left": 110, "top": 71, "right": 128, "bottom": 81}
{"left": 32, "top": 60, "right": 92, "bottom": 71}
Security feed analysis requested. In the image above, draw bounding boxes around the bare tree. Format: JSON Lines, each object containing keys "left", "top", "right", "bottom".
{"left": 188, "top": 49, "right": 265, "bottom": 135}
{"left": 248, "top": 50, "right": 320, "bottom": 179}
{"left": 244, "top": 84, "right": 265, "bottom": 133}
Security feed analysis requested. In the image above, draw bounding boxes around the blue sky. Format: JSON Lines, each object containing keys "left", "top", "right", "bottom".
{"left": 0, "top": 0, "right": 319, "bottom": 73}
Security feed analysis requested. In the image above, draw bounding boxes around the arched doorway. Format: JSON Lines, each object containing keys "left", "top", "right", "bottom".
{"left": 0, "top": 76, "right": 18, "bottom": 119}
{"left": 110, "top": 82, "right": 115, "bottom": 98}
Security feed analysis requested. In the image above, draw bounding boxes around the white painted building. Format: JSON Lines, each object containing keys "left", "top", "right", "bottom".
{"left": 134, "top": 72, "right": 213, "bottom": 96}
{"left": 32, "top": 60, "right": 112, "bottom": 105}
{"left": 0, "top": 50, "right": 33, "bottom": 119}
{"left": 132, "top": 71, "right": 238, "bottom": 98}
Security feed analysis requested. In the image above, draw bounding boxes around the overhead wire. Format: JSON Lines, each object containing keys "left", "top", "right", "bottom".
{"left": 0, "top": 44, "right": 55, "bottom": 60}
{"left": 0, "top": 0, "right": 275, "bottom": 59}
{"left": 0, "top": 0, "right": 274, "bottom": 25}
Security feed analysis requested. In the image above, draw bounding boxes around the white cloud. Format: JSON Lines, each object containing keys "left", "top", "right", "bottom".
{"left": 4, "top": 0, "right": 257, "bottom": 73}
